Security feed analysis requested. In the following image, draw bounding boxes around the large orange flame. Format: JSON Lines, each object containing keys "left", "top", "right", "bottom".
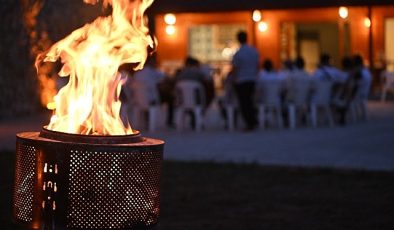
{"left": 36, "top": 0, "right": 155, "bottom": 135}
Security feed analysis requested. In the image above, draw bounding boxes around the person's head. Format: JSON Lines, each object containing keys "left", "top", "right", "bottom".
{"left": 262, "top": 59, "right": 274, "bottom": 72}
{"left": 353, "top": 54, "right": 364, "bottom": 67}
{"left": 283, "top": 59, "right": 294, "bottom": 70}
{"left": 341, "top": 56, "right": 353, "bottom": 70}
{"left": 185, "top": 56, "right": 200, "bottom": 67}
{"left": 236, "top": 30, "right": 247, "bottom": 44}
{"left": 319, "top": 53, "right": 331, "bottom": 66}
{"left": 295, "top": 56, "right": 305, "bottom": 70}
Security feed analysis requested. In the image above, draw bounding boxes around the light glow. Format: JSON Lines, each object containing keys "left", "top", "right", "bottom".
{"left": 258, "top": 21, "right": 268, "bottom": 32}
{"left": 164, "top": 13, "right": 176, "bottom": 25}
{"left": 165, "top": 25, "right": 176, "bottom": 35}
{"left": 252, "top": 10, "right": 261, "bottom": 22}
{"left": 364, "top": 17, "right": 371, "bottom": 28}
{"left": 339, "top": 6, "right": 348, "bottom": 19}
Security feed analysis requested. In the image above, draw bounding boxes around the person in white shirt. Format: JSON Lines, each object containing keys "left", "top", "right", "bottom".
{"left": 335, "top": 54, "right": 372, "bottom": 125}
{"left": 354, "top": 54, "right": 372, "bottom": 99}
{"left": 287, "top": 57, "right": 311, "bottom": 81}
{"left": 258, "top": 59, "right": 285, "bottom": 82}
{"left": 286, "top": 56, "right": 312, "bottom": 104}
{"left": 278, "top": 59, "right": 295, "bottom": 80}
{"left": 313, "top": 53, "right": 346, "bottom": 83}
{"left": 131, "top": 57, "right": 165, "bottom": 107}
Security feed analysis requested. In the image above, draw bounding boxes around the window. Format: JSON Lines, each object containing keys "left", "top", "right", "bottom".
{"left": 188, "top": 24, "right": 246, "bottom": 63}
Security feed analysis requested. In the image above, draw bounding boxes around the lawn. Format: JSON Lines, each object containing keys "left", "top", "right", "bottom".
{"left": 1, "top": 151, "right": 393, "bottom": 230}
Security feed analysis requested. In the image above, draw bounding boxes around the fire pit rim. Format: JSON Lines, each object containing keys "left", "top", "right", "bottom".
{"left": 38, "top": 126, "right": 144, "bottom": 144}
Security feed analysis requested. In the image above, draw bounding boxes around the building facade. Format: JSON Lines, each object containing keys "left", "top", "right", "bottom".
{"left": 152, "top": 2, "right": 394, "bottom": 83}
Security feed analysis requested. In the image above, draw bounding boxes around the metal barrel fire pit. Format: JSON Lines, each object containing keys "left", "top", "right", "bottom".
{"left": 13, "top": 127, "right": 164, "bottom": 229}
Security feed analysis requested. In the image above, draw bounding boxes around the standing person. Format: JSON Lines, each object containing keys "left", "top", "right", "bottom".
{"left": 232, "top": 30, "right": 260, "bottom": 131}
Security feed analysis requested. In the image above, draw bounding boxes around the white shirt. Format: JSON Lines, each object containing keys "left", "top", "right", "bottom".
{"left": 232, "top": 44, "right": 259, "bottom": 83}
{"left": 131, "top": 66, "right": 164, "bottom": 106}
{"left": 258, "top": 70, "right": 285, "bottom": 82}
{"left": 313, "top": 66, "right": 346, "bottom": 83}
{"left": 358, "top": 67, "right": 372, "bottom": 98}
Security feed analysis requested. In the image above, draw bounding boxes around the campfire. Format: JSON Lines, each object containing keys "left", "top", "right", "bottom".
{"left": 13, "top": 0, "right": 164, "bottom": 229}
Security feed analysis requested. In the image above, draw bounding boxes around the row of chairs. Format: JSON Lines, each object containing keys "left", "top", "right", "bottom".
{"left": 242, "top": 80, "right": 334, "bottom": 130}
{"left": 122, "top": 80, "right": 206, "bottom": 132}
{"left": 224, "top": 79, "right": 368, "bottom": 131}
{"left": 123, "top": 79, "right": 368, "bottom": 132}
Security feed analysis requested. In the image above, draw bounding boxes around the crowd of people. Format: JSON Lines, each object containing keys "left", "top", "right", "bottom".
{"left": 120, "top": 30, "right": 372, "bottom": 131}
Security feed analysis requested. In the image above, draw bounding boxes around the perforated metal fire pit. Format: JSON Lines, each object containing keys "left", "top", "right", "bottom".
{"left": 13, "top": 128, "right": 163, "bottom": 229}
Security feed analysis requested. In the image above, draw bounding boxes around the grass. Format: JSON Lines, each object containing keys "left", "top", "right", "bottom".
{"left": 1, "top": 151, "right": 394, "bottom": 230}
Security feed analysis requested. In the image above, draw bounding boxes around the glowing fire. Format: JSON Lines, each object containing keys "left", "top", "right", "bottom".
{"left": 36, "top": 0, "right": 155, "bottom": 135}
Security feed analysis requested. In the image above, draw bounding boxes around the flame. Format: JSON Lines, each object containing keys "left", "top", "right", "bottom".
{"left": 36, "top": 0, "right": 155, "bottom": 135}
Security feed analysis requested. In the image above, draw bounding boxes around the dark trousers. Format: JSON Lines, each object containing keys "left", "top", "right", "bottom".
{"left": 235, "top": 81, "right": 258, "bottom": 129}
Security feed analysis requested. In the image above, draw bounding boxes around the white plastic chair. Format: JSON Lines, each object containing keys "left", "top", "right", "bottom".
{"left": 286, "top": 79, "right": 312, "bottom": 129}
{"left": 174, "top": 80, "right": 205, "bottom": 131}
{"left": 255, "top": 80, "right": 284, "bottom": 129}
{"left": 130, "top": 82, "right": 160, "bottom": 132}
{"left": 381, "top": 71, "right": 394, "bottom": 102}
{"left": 310, "top": 80, "right": 334, "bottom": 127}
{"left": 223, "top": 81, "right": 239, "bottom": 131}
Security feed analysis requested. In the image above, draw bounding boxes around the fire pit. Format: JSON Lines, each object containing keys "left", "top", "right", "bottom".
{"left": 13, "top": 128, "right": 163, "bottom": 229}
{"left": 13, "top": 0, "right": 163, "bottom": 228}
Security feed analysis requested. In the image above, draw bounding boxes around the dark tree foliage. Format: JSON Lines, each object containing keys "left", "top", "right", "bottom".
{"left": 0, "top": 1, "right": 34, "bottom": 117}
{"left": 0, "top": 0, "right": 104, "bottom": 118}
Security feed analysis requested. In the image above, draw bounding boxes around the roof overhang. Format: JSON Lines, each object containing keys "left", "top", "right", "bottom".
{"left": 149, "top": 0, "right": 394, "bottom": 14}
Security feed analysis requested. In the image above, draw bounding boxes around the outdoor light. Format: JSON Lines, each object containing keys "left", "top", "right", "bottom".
{"left": 165, "top": 24, "right": 176, "bottom": 35}
{"left": 252, "top": 10, "right": 262, "bottom": 22}
{"left": 164, "top": 13, "right": 176, "bottom": 25}
{"left": 364, "top": 17, "right": 371, "bottom": 28}
{"left": 339, "top": 6, "right": 348, "bottom": 19}
{"left": 258, "top": 21, "right": 268, "bottom": 32}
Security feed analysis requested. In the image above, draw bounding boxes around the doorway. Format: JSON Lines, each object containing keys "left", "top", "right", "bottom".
{"left": 385, "top": 18, "right": 394, "bottom": 71}
{"left": 281, "top": 22, "right": 340, "bottom": 72}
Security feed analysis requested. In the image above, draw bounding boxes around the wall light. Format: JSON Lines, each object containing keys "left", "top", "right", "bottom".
{"left": 258, "top": 21, "right": 268, "bottom": 32}
{"left": 252, "top": 10, "right": 262, "bottom": 22}
{"left": 165, "top": 25, "right": 176, "bottom": 35}
{"left": 338, "top": 6, "right": 348, "bottom": 19}
{"left": 364, "top": 17, "right": 371, "bottom": 28}
{"left": 164, "top": 13, "right": 176, "bottom": 25}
